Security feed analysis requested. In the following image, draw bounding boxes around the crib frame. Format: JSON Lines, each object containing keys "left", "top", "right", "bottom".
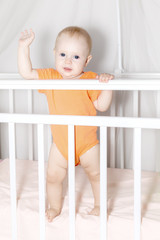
{"left": 0, "top": 74, "right": 160, "bottom": 240}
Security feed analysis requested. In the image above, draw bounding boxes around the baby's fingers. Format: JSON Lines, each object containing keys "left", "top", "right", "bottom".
{"left": 98, "top": 74, "right": 109, "bottom": 82}
{"left": 19, "top": 29, "right": 35, "bottom": 46}
{"left": 24, "top": 29, "right": 28, "bottom": 35}
{"left": 20, "top": 31, "right": 24, "bottom": 38}
{"left": 109, "top": 74, "right": 114, "bottom": 80}
{"left": 98, "top": 73, "right": 114, "bottom": 82}
{"left": 29, "top": 29, "right": 35, "bottom": 38}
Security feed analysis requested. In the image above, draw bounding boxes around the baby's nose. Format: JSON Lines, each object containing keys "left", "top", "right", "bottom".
{"left": 65, "top": 57, "right": 72, "bottom": 64}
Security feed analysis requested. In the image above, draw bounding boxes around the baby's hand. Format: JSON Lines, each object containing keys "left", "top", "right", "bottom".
{"left": 19, "top": 29, "right": 35, "bottom": 47}
{"left": 96, "top": 73, "right": 114, "bottom": 83}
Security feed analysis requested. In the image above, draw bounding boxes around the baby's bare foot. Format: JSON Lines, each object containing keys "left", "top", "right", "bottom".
{"left": 89, "top": 206, "right": 100, "bottom": 216}
{"left": 46, "top": 208, "right": 61, "bottom": 222}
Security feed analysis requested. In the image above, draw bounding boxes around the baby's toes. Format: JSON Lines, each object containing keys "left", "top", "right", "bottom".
{"left": 89, "top": 206, "right": 100, "bottom": 216}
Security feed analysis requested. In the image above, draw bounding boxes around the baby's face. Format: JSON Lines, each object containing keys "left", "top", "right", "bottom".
{"left": 54, "top": 33, "right": 92, "bottom": 79}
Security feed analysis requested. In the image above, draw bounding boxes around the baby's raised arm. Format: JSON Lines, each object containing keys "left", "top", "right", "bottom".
{"left": 18, "top": 29, "right": 38, "bottom": 79}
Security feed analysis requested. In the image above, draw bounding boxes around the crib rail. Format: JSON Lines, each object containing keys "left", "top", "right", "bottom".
{"left": 0, "top": 72, "right": 160, "bottom": 90}
{"left": 0, "top": 113, "right": 160, "bottom": 129}
{"left": 0, "top": 78, "right": 160, "bottom": 90}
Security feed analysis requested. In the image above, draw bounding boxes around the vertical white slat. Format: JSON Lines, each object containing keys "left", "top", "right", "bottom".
{"left": 133, "top": 91, "right": 141, "bottom": 239}
{"left": 100, "top": 126, "right": 107, "bottom": 240}
{"left": 8, "top": 122, "right": 17, "bottom": 240}
{"left": 157, "top": 91, "right": 160, "bottom": 117}
{"left": 156, "top": 91, "right": 160, "bottom": 172}
{"left": 119, "top": 103, "right": 124, "bottom": 169}
{"left": 68, "top": 125, "right": 75, "bottom": 240}
{"left": 133, "top": 91, "right": 139, "bottom": 117}
{"left": 47, "top": 125, "right": 52, "bottom": 158}
{"left": 37, "top": 124, "right": 46, "bottom": 240}
{"left": 133, "top": 128, "right": 141, "bottom": 240}
{"left": 9, "top": 89, "right": 18, "bottom": 161}
{"left": 110, "top": 94, "right": 116, "bottom": 168}
{"left": 0, "top": 123, "right": 0, "bottom": 157}
{"left": 9, "top": 89, "right": 14, "bottom": 113}
{"left": 28, "top": 90, "right": 33, "bottom": 160}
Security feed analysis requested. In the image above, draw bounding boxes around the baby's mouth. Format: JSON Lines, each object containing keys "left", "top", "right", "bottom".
{"left": 64, "top": 67, "right": 72, "bottom": 72}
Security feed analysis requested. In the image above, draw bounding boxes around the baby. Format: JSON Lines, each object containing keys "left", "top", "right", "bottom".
{"left": 18, "top": 26, "right": 113, "bottom": 222}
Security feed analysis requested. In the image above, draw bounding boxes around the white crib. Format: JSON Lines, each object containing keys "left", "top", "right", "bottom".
{"left": 0, "top": 73, "right": 160, "bottom": 240}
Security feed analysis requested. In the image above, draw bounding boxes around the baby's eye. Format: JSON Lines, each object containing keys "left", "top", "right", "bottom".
{"left": 60, "top": 53, "right": 65, "bottom": 57}
{"left": 74, "top": 55, "right": 80, "bottom": 59}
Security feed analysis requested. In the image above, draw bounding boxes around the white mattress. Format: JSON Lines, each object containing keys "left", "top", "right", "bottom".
{"left": 0, "top": 159, "right": 160, "bottom": 240}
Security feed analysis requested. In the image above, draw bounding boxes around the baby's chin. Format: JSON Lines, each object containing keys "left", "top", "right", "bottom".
{"left": 61, "top": 72, "right": 83, "bottom": 79}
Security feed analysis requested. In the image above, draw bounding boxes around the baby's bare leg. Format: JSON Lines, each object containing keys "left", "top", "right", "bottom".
{"left": 80, "top": 144, "right": 100, "bottom": 216}
{"left": 46, "top": 143, "right": 68, "bottom": 222}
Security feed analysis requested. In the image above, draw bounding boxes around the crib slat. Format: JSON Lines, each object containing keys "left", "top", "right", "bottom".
{"left": 100, "top": 126, "right": 107, "bottom": 240}
{"left": 47, "top": 125, "right": 52, "bottom": 158}
{"left": 133, "top": 128, "right": 141, "bottom": 240}
{"left": 110, "top": 94, "right": 116, "bottom": 168}
{"left": 28, "top": 125, "right": 33, "bottom": 160}
{"left": 8, "top": 123, "right": 17, "bottom": 240}
{"left": 28, "top": 90, "right": 33, "bottom": 160}
{"left": 156, "top": 91, "right": 160, "bottom": 172}
{"left": 9, "top": 89, "right": 14, "bottom": 113}
{"left": 68, "top": 125, "right": 75, "bottom": 240}
{"left": 119, "top": 102, "right": 124, "bottom": 169}
{"left": 37, "top": 124, "right": 46, "bottom": 240}
{"left": 133, "top": 91, "right": 139, "bottom": 117}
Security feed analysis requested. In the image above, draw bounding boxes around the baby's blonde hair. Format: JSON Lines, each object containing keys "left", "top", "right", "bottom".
{"left": 55, "top": 26, "right": 92, "bottom": 54}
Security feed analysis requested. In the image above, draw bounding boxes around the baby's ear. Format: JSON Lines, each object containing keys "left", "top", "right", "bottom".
{"left": 85, "top": 55, "right": 92, "bottom": 66}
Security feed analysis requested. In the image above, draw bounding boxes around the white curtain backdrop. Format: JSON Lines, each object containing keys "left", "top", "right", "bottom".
{"left": 120, "top": 0, "right": 160, "bottom": 72}
{"left": 0, "top": 0, "right": 39, "bottom": 54}
{"left": 0, "top": 0, "right": 160, "bottom": 71}
{"left": 0, "top": 0, "right": 159, "bottom": 171}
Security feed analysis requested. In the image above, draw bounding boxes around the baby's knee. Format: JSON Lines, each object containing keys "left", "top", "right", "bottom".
{"left": 88, "top": 170, "right": 100, "bottom": 182}
{"left": 47, "top": 169, "right": 66, "bottom": 184}
{"left": 47, "top": 172, "right": 57, "bottom": 184}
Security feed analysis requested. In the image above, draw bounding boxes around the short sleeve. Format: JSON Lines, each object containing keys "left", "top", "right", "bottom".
{"left": 83, "top": 71, "right": 101, "bottom": 102}
{"left": 36, "top": 68, "right": 62, "bottom": 94}
{"left": 87, "top": 90, "right": 101, "bottom": 102}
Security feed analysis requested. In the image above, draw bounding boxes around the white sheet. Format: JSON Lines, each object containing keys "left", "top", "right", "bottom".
{"left": 0, "top": 159, "right": 160, "bottom": 240}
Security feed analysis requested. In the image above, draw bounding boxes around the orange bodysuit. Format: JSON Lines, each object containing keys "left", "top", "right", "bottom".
{"left": 37, "top": 68, "right": 101, "bottom": 165}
